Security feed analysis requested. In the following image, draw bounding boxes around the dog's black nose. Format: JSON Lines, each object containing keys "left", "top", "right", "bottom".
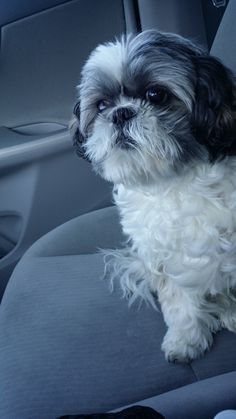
{"left": 112, "top": 106, "right": 137, "bottom": 125}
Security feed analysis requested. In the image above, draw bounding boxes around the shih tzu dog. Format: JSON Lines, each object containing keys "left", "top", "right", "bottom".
{"left": 71, "top": 30, "right": 236, "bottom": 363}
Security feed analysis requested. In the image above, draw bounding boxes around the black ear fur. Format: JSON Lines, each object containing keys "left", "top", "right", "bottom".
{"left": 192, "top": 55, "right": 236, "bottom": 161}
{"left": 71, "top": 102, "right": 91, "bottom": 162}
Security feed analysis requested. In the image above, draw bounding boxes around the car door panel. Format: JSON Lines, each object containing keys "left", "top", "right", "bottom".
{"left": 0, "top": 0, "right": 127, "bottom": 297}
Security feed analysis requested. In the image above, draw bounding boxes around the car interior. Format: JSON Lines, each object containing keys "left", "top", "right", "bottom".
{"left": 0, "top": 0, "right": 235, "bottom": 418}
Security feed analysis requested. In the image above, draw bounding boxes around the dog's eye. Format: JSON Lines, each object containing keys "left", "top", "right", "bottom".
{"left": 97, "top": 99, "right": 110, "bottom": 112}
{"left": 146, "top": 87, "right": 169, "bottom": 105}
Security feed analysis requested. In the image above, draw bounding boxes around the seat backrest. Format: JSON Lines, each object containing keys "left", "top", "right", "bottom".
{"left": 137, "top": 0, "right": 208, "bottom": 48}
{"left": 210, "top": 0, "right": 236, "bottom": 73}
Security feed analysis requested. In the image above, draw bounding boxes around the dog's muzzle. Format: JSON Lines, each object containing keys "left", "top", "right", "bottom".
{"left": 112, "top": 106, "right": 138, "bottom": 150}
{"left": 112, "top": 106, "right": 137, "bottom": 125}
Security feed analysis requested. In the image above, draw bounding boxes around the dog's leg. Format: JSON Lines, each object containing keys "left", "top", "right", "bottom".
{"left": 219, "top": 291, "right": 236, "bottom": 332}
{"left": 158, "top": 279, "right": 220, "bottom": 363}
{"left": 217, "top": 267, "right": 236, "bottom": 331}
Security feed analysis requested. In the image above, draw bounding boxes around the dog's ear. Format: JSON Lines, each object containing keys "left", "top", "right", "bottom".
{"left": 191, "top": 55, "right": 236, "bottom": 160}
{"left": 70, "top": 101, "right": 91, "bottom": 162}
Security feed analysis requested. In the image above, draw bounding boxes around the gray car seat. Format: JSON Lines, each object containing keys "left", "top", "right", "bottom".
{"left": 0, "top": 2, "right": 236, "bottom": 419}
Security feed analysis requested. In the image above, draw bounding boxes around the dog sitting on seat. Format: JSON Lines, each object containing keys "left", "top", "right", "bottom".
{"left": 71, "top": 30, "right": 236, "bottom": 362}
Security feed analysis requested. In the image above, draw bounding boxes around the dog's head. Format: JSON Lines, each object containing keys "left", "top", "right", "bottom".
{"left": 71, "top": 30, "right": 236, "bottom": 186}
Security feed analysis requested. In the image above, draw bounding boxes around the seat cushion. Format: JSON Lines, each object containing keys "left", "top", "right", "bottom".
{"left": 0, "top": 206, "right": 236, "bottom": 419}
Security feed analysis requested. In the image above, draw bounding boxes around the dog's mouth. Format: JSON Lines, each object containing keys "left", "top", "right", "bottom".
{"left": 115, "top": 131, "right": 137, "bottom": 150}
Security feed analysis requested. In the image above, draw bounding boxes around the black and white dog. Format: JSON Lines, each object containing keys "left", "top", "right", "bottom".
{"left": 71, "top": 30, "right": 236, "bottom": 363}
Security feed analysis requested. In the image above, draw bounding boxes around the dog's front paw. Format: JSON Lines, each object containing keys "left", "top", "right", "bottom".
{"left": 220, "top": 311, "right": 236, "bottom": 332}
{"left": 161, "top": 327, "right": 213, "bottom": 363}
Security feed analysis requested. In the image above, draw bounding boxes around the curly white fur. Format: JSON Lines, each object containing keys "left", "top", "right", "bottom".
{"left": 103, "top": 158, "right": 236, "bottom": 361}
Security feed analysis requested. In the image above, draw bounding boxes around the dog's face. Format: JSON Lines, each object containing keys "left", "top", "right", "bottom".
{"left": 71, "top": 30, "right": 236, "bottom": 186}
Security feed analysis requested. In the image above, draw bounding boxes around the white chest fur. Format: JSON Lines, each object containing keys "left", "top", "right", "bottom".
{"left": 113, "top": 158, "right": 236, "bottom": 295}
